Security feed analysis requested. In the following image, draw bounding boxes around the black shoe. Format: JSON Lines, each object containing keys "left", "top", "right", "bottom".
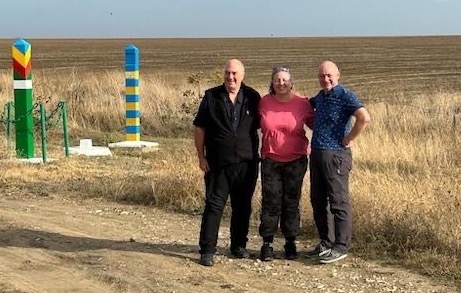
{"left": 199, "top": 253, "right": 214, "bottom": 266}
{"left": 284, "top": 242, "right": 298, "bottom": 260}
{"left": 305, "top": 242, "right": 331, "bottom": 260}
{"left": 260, "top": 244, "right": 274, "bottom": 261}
{"left": 230, "top": 247, "right": 250, "bottom": 259}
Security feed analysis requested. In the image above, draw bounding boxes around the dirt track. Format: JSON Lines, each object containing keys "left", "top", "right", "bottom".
{"left": 0, "top": 195, "right": 457, "bottom": 293}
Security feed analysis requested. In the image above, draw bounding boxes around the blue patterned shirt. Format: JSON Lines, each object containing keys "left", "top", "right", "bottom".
{"left": 310, "top": 84, "right": 363, "bottom": 150}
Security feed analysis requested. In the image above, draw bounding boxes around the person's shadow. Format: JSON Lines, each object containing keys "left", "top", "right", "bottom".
{"left": 0, "top": 228, "right": 199, "bottom": 262}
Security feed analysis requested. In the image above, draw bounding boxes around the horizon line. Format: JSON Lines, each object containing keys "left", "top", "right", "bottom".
{"left": 1, "top": 33, "right": 461, "bottom": 40}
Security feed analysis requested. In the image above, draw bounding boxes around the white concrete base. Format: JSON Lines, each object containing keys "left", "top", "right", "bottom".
{"left": 108, "top": 141, "right": 159, "bottom": 148}
{"left": 16, "top": 157, "right": 57, "bottom": 164}
{"left": 68, "top": 139, "right": 112, "bottom": 156}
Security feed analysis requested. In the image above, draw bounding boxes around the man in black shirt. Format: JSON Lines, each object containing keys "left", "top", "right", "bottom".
{"left": 193, "top": 59, "right": 261, "bottom": 266}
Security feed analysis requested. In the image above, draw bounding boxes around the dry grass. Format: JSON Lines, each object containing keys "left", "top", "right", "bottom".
{"left": 349, "top": 91, "right": 461, "bottom": 282}
{"left": 0, "top": 37, "right": 460, "bottom": 286}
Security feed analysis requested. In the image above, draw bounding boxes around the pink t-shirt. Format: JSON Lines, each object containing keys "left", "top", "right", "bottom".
{"left": 260, "top": 93, "right": 314, "bottom": 162}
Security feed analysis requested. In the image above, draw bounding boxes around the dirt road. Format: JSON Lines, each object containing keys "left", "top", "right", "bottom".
{"left": 0, "top": 195, "right": 457, "bottom": 293}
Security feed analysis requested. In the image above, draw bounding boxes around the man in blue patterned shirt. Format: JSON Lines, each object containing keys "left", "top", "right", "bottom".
{"left": 306, "top": 60, "right": 371, "bottom": 264}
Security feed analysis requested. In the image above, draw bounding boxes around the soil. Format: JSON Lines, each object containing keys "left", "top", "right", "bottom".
{"left": 0, "top": 195, "right": 457, "bottom": 293}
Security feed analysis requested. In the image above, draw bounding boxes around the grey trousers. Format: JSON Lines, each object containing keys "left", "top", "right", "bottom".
{"left": 310, "top": 149, "right": 352, "bottom": 253}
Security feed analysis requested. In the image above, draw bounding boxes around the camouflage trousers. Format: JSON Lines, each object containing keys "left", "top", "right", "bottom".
{"left": 259, "top": 156, "right": 308, "bottom": 238}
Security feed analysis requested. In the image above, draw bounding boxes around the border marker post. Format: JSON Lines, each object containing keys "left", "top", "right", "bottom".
{"left": 108, "top": 44, "right": 158, "bottom": 150}
{"left": 125, "top": 45, "right": 141, "bottom": 142}
{"left": 12, "top": 38, "right": 34, "bottom": 158}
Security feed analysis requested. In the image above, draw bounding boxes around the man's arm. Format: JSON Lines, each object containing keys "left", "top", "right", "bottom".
{"left": 194, "top": 126, "right": 209, "bottom": 172}
{"left": 342, "top": 107, "right": 371, "bottom": 148}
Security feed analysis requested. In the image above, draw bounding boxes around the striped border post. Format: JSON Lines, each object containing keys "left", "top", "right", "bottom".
{"left": 12, "top": 39, "right": 34, "bottom": 158}
{"left": 125, "top": 45, "right": 140, "bottom": 142}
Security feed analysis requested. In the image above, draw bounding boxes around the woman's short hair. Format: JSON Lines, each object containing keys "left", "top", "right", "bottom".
{"left": 269, "top": 65, "right": 292, "bottom": 94}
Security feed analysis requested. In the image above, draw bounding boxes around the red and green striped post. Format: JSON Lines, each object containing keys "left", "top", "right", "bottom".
{"left": 12, "top": 38, "right": 34, "bottom": 158}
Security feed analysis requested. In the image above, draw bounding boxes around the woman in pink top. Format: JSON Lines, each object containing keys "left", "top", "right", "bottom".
{"left": 258, "top": 66, "right": 314, "bottom": 261}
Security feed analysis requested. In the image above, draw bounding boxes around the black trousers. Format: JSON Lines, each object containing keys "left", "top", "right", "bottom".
{"left": 310, "top": 149, "right": 352, "bottom": 253}
{"left": 259, "top": 156, "right": 307, "bottom": 239}
{"left": 199, "top": 160, "right": 259, "bottom": 254}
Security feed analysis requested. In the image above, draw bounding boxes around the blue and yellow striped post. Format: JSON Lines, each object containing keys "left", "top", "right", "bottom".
{"left": 125, "top": 45, "right": 140, "bottom": 142}
{"left": 12, "top": 38, "right": 35, "bottom": 158}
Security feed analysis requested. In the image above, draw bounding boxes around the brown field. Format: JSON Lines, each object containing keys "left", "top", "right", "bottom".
{"left": 0, "top": 37, "right": 460, "bottom": 292}
{"left": 1, "top": 36, "right": 461, "bottom": 98}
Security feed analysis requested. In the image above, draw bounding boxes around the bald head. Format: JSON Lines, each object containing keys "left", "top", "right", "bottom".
{"left": 317, "top": 60, "right": 340, "bottom": 92}
{"left": 224, "top": 59, "right": 245, "bottom": 93}
{"left": 224, "top": 59, "right": 245, "bottom": 73}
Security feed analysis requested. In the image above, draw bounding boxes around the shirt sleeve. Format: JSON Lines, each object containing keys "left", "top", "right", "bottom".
{"left": 254, "top": 91, "right": 262, "bottom": 129}
{"left": 193, "top": 96, "right": 209, "bottom": 128}
{"left": 344, "top": 91, "right": 363, "bottom": 116}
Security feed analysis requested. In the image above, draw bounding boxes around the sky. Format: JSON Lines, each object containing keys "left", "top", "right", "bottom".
{"left": 1, "top": 0, "right": 459, "bottom": 38}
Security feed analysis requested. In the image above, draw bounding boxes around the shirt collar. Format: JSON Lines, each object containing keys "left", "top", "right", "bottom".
{"left": 236, "top": 89, "right": 243, "bottom": 104}
{"left": 221, "top": 86, "right": 243, "bottom": 104}
{"left": 322, "top": 84, "right": 343, "bottom": 98}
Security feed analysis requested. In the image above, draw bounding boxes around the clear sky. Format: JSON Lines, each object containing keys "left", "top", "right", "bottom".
{"left": 2, "top": 0, "right": 459, "bottom": 38}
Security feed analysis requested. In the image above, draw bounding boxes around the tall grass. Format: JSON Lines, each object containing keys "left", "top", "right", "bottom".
{"left": 0, "top": 37, "right": 460, "bottom": 286}
{"left": 350, "top": 91, "right": 460, "bottom": 282}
